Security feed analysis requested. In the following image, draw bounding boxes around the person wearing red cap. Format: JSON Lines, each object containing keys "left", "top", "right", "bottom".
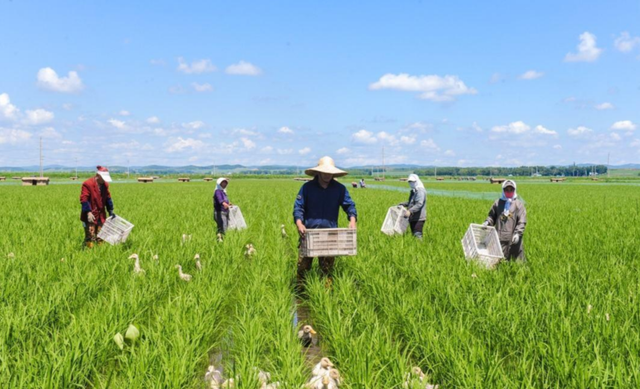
{"left": 79, "top": 166, "right": 115, "bottom": 248}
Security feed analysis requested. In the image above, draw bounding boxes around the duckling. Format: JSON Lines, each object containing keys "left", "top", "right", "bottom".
{"left": 245, "top": 244, "right": 257, "bottom": 257}
{"left": 175, "top": 265, "right": 192, "bottom": 281}
{"left": 262, "top": 382, "right": 281, "bottom": 389}
{"left": 306, "top": 373, "right": 337, "bottom": 389}
{"left": 7, "top": 252, "right": 15, "bottom": 259}
{"left": 298, "top": 325, "right": 317, "bottom": 347}
{"left": 281, "top": 224, "right": 288, "bottom": 238}
{"left": 204, "top": 365, "right": 224, "bottom": 388}
{"left": 255, "top": 368, "right": 271, "bottom": 384}
{"left": 402, "top": 367, "right": 439, "bottom": 389}
{"left": 195, "top": 253, "right": 202, "bottom": 271}
{"left": 311, "top": 357, "right": 333, "bottom": 377}
{"left": 221, "top": 378, "right": 235, "bottom": 388}
{"left": 327, "top": 369, "right": 341, "bottom": 387}
{"left": 128, "top": 253, "right": 145, "bottom": 274}
{"left": 217, "top": 233, "right": 224, "bottom": 243}
{"left": 182, "top": 233, "right": 192, "bottom": 243}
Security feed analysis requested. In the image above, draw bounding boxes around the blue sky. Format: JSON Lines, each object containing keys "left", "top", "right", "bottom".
{"left": 0, "top": 0, "right": 638, "bottom": 168}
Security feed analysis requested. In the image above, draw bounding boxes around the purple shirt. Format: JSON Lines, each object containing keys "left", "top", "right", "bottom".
{"left": 213, "top": 189, "right": 229, "bottom": 212}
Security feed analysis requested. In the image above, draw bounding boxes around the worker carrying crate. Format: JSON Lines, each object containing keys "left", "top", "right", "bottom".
{"left": 293, "top": 156, "right": 358, "bottom": 292}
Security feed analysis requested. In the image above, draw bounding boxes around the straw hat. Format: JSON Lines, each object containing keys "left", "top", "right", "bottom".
{"left": 304, "top": 156, "right": 348, "bottom": 177}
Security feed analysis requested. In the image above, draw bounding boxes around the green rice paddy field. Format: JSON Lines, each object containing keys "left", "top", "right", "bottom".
{"left": 1, "top": 179, "right": 639, "bottom": 388}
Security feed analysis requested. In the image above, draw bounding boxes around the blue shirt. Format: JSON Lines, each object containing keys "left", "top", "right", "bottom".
{"left": 293, "top": 177, "right": 357, "bottom": 228}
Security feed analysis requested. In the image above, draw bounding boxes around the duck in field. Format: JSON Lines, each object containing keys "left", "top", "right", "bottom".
{"left": 204, "top": 365, "right": 223, "bottom": 388}
{"left": 245, "top": 243, "right": 257, "bottom": 257}
{"left": 175, "top": 265, "right": 192, "bottom": 281}
{"left": 311, "top": 357, "right": 333, "bottom": 377}
{"left": 281, "top": 224, "right": 288, "bottom": 238}
{"left": 195, "top": 253, "right": 202, "bottom": 271}
{"left": 298, "top": 324, "right": 317, "bottom": 347}
{"left": 128, "top": 253, "right": 145, "bottom": 274}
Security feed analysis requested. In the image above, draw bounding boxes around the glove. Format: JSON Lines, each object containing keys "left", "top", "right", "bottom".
{"left": 482, "top": 221, "right": 489, "bottom": 227}
{"left": 87, "top": 212, "right": 96, "bottom": 224}
{"left": 109, "top": 212, "right": 116, "bottom": 219}
{"left": 512, "top": 234, "right": 520, "bottom": 244}
{"left": 404, "top": 210, "right": 411, "bottom": 218}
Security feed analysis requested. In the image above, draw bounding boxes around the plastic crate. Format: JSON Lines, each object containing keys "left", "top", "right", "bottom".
{"left": 300, "top": 228, "right": 357, "bottom": 257}
{"left": 381, "top": 205, "right": 409, "bottom": 236}
{"left": 97, "top": 215, "right": 134, "bottom": 245}
{"left": 228, "top": 205, "right": 247, "bottom": 230}
{"left": 461, "top": 224, "right": 504, "bottom": 269}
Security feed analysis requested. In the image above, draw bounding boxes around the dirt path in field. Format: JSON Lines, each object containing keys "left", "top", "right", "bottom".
{"left": 294, "top": 298, "right": 324, "bottom": 368}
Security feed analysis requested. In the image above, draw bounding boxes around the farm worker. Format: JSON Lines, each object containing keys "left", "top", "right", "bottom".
{"left": 359, "top": 178, "right": 366, "bottom": 188}
{"left": 79, "top": 166, "right": 115, "bottom": 248}
{"left": 482, "top": 179, "right": 527, "bottom": 261}
{"left": 398, "top": 174, "right": 427, "bottom": 239}
{"left": 213, "top": 177, "right": 231, "bottom": 241}
{"left": 293, "top": 156, "right": 357, "bottom": 291}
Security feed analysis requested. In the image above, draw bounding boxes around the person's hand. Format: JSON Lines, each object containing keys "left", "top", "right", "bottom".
{"left": 296, "top": 221, "right": 306, "bottom": 237}
{"left": 404, "top": 210, "right": 411, "bottom": 218}
{"left": 223, "top": 203, "right": 230, "bottom": 210}
{"left": 87, "top": 212, "right": 96, "bottom": 224}
{"left": 109, "top": 212, "right": 117, "bottom": 219}
{"left": 349, "top": 219, "right": 357, "bottom": 229}
{"left": 512, "top": 234, "right": 520, "bottom": 244}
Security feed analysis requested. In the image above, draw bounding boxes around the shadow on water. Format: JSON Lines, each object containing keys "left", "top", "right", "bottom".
{"left": 293, "top": 298, "right": 324, "bottom": 368}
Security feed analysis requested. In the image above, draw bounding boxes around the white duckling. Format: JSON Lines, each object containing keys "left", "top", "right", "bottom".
{"left": 128, "top": 253, "right": 145, "bottom": 274}
{"left": 299, "top": 325, "right": 317, "bottom": 348}
{"left": 175, "top": 265, "right": 192, "bottom": 281}
{"left": 221, "top": 378, "right": 235, "bottom": 388}
{"left": 245, "top": 244, "right": 257, "bottom": 257}
{"left": 311, "top": 357, "right": 333, "bottom": 377}
{"left": 7, "top": 252, "right": 15, "bottom": 259}
{"left": 182, "top": 233, "right": 192, "bottom": 243}
{"left": 195, "top": 253, "right": 202, "bottom": 271}
{"left": 204, "top": 364, "right": 224, "bottom": 388}
{"left": 281, "top": 224, "right": 288, "bottom": 238}
{"left": 306, "top": 372, "right": 338, "bottom": 389}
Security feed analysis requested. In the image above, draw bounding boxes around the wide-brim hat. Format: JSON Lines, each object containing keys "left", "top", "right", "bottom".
{"left": 304, "top": 156, "right": 348, "bottom": 177}
{"left": 96, "top": 166, "right": 112, "bottom": 183}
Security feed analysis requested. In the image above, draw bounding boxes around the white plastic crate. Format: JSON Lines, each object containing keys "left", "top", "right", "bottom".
{"left": 97, "top": 215, "right": 134, "bottom": 245}
{"left": 461, "top": 224, "right": 504, "bottom": 269}
{"left": 300, "top": 228, "right": 357, "bottom": 257}
{"left": 228, "top": 205, "right": 247, "bottom": 230}
{"left": 381, "top": 205, "right": 409, "bottom": 236}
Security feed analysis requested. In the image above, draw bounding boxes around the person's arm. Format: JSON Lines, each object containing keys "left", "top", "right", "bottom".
{"left": 293, "top": 186, "right": 306, "bottom": 236}
{"left": 80, "top": 183, "right": 91, "bottom": 212}
{"left": 484, "top": 201, "right": 498, "bottom": 226}
{"left": 341, "top": 189, "right": 357, "bottom": 228}
{"left": 514, "top": 202, "right": 527, "bottom": 237}
{"left": 105, "top": 185, "right": 114, "bottom": 217}
{"left": 407, "top": 190, "right": 425, "bottom": 214}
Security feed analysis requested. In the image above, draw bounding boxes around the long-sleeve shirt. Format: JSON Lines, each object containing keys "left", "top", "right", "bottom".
{"left": 213, "top": 189, "right": 229, "bottom": 212}
{"left": 403, "top": 187, "right": 427, "bottom": 222}
{"left": 485, "top": 198, "right": 527, "bottom": 242}
{"left": 293, "top": 177, "right": 357, "bottom": 228}
{"left": 79, "top": 177, "right": 113, "bottom": 225}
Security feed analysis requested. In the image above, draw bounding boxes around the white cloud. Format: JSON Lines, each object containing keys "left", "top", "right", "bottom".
{"left": 231, "top": 128, "right": 259, "bottom": 136}
{"left": 37, "top": 67, "right": 84, "bottom": 93}
{"left": 240, "top": 137, "right": 256, "bottom": 150}
{"left": 377, "top": 131, "right": 398, "bottom": 145}
{"left": 336, "top": 147, "right": 350, "bottom": 155}
{"left": 472, "top": 122, "right": 483, "bottom": 132}
{"left": 352, "top": 129, "right": 377, "bottom": 144}
{"left": 277, "top": 148, "right": 293, "bottom": 155}
{"left": 400, "top": 135, "right": 416, "bottom": 145}
{"left": 564, "top": 32, "right": 602, "bottom": 62}
{"left": 278, "top": 126, "right": 294, "bottom": 134}
{"left": 176, "top": 57, "right": 216, "bottom": 74}
{"left": 225, "top": 61, "right": 262, "bottom": 76}
{"left": 260, "top": 146, "right": 273, "bottom": 153}
{"left": 595, "top": 102, "right": 614, "bottom": 110}
{"left": 183, "top": 121, "right": 205, "bottom": 130}
{"left": 491, "top": 121, "right": 530, "bottom": 134}
{"left": 404, "top": 122, "right": 433, "bottom": 132}
{"left": 25, "top": 109, "right": 54, "bottom": 125}
{"left": 534, "top": 125, "right": 558, "bottom": 136}
{"left": 610, "top": 120, "right": 636, "bottom": 131}
{"left": 553, "top": 144, "right": 562, "bottom": 150}
{"left": 611, "top": 132, "right": 622, "bottom": 141}
{"left": 444, "top": 149, "right": 456, "bottom": 156}
{"left": 62, "top": 103, "right": 73, "bottom": 111}
{"left": 119, "top": 110, "right": 131, "bottom": 116}
{"left": 420, "top": 139, "right": 440, "bottom": 150}
{"left": 369, "top": 73, "right": 477, "bottom": 102}
{"left": 39, "top": 127, "right": 62, "bottom": 139}
{"left": 192, "top": 82, "right": 213, "bottom": 92}
{"left": 108, "top": 119, "right": 126, "bottom": 129}
{"left": 614, "top": 32, "right": 640, "bottom": 53}
{"left": 146, "top": 116, "right": 160, "bottom": 124}
{"left": 567, "top": 126, "right": 593, "bottom": 137}
{"left": 165, "top": 137, "right": 205, "bottom": 152}
{"left": 298, "top": 147, "right": 311, "bottom": 155}
{"left": 0, "top": 93, "right": 19, "bottom": 120}
{"left": 0, "top": 127, "right": 31, "bottom": 144}
{"left": 519, "top": 70, "right": 544, "bottom": 80}
{"left": 150, "top": 59, "right": 166, "bottom": 66}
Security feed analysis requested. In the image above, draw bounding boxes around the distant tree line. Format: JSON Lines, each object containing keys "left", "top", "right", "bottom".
{"left": 410, "top": 165, "right": 608, "bottom": 177}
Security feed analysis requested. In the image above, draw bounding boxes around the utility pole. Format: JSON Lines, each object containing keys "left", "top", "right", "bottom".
{"left": 39, "top": 137, "right": 43, "bottom": 178}
{"left": 127, "top": 159, "right": 130, "bottom": 179}
{"left": 607, "top": 153, "right": 610, "bottom": 178}
{"left": 434, "top": 166, "right": 437, "bottom": 177}
{"left": 382, "top": 146, "right": 385, "bottom": 180}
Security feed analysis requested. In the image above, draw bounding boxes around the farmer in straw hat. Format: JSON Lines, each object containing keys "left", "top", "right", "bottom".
{"left": 482, "top": 179, "right": 527, "bottom": 261}
{"left": 79, "top": 166, "right": 115, "bottom": 248}
{"left": 293, "top": 156, "right": 357, "bottom": 292}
